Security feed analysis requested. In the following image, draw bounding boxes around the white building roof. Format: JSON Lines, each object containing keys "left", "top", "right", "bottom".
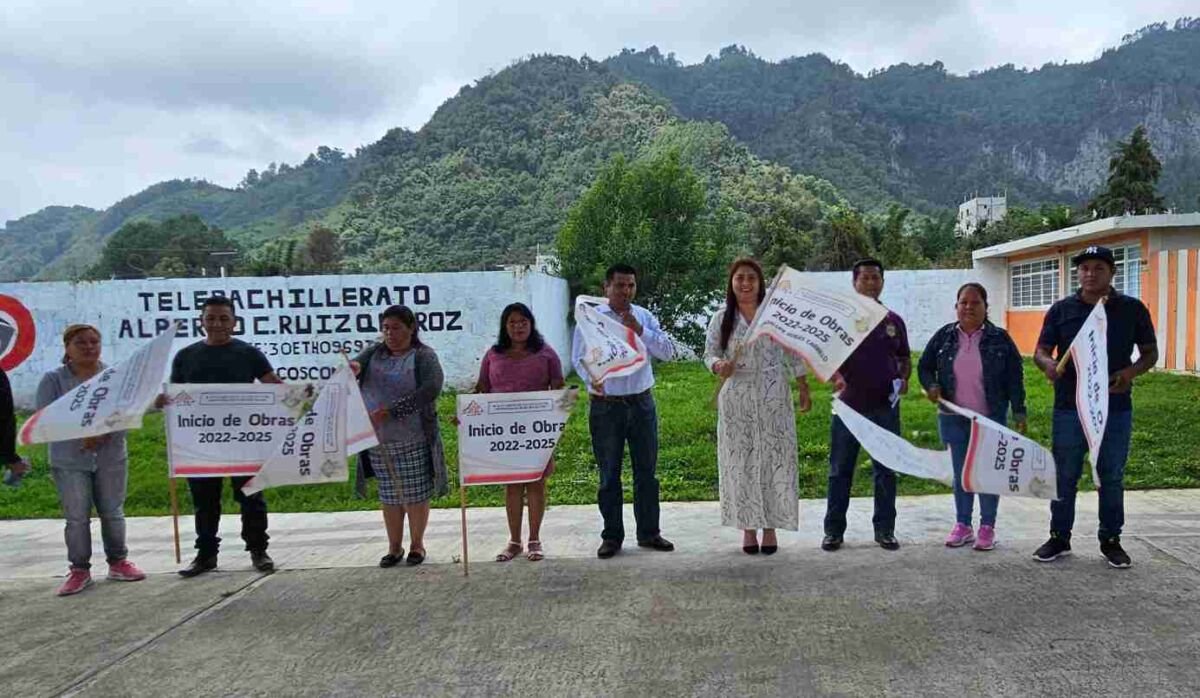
{"left": 972, "top": 212, "right": 1200, "bottom": 262}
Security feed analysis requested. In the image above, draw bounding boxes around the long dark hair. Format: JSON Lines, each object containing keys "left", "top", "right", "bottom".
{"left": 493, "top": 302, "right": 544, "bottom": 353}
{"left": 379, "top": 305, "right": 424, "bottom": 347}
{"left": 720, "top": 258, "right": 766, "bottom": 351}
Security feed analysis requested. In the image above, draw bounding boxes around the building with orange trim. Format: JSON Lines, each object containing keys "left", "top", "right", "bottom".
{"left": 971, "top": 213, "right": 1200, "bottom": 373}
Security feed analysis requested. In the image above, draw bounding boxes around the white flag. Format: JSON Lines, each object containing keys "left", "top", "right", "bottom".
{"left": 941, "top": 400, "right": 1058, "bottom": 500}
{"left": 340, "top": 357, "right": 379, "bottom": 455}
{"left": 165, "top": 383, "right": 311, "bottom": 478}
{"left": 745, "top": 265, "right": 890, "bottom": 381}
{"left": 242, "top": 363, "right": 361, "bottom": 495}
{"left": 19, "top": 323, "right": 177, "bottom": 445}
{"left": 457, "top": 388, "right": 579, "bottom": 486}
{"left": 574, "top": 295, "right": 648, "bottom": 384}
{"left": 1067, "top": 301, "right": 1108, "bottom": 487}
{"left": 831, "top": 398, "right": 953, "bottom": 485}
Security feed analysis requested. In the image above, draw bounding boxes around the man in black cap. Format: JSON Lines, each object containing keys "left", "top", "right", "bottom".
{"left": 1032, "top": 245, "right": 1157, "bottom": 568}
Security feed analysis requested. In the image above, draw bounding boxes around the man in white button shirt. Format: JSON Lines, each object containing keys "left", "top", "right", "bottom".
{"left": 571, "top": 264, "right": 676, "bottom": 558}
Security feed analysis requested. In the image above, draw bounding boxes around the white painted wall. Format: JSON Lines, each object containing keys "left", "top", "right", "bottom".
{"left": 0, "top": 271, "right": 569, "bottom": 408}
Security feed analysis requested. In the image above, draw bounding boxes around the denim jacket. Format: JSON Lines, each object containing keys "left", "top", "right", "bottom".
{"left": 917, "top": 321, "right": 1027, "bottom": 422}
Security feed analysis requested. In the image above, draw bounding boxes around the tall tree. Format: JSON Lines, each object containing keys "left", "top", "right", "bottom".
{"left": 810, "top": 207, "right": 871, "bottom": 271}
{"left": 873, "top": 205, "right": 927, "bottom": 270}
{"left": 1089, "top": 125, "right": 1166, "bottom": 217}
{"left": 304, "top": 225, "right": 341, "bottom": 274}
{"left": 557, "top": 150, "right": 732, "bottom": 351}
{"left": 88, "top": 214, "right": 237, "bottom": 279}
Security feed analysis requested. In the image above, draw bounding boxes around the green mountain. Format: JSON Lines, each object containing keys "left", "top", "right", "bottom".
{"left": 606, "top": 18, "right": 1200, "bottom": 212}
{"left": 3, "top": 18, "right": 1199, "bottom": 281}
{"left": 335, "top": 56, "right": 844, "bottom": 272}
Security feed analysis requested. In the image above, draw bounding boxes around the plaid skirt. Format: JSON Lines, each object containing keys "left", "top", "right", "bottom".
{"left": 371, "top": 440, "right": 434, "bottom": 506}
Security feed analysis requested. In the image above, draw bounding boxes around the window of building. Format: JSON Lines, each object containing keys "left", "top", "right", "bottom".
{"left": 1067, "top": 244, "right": 1142, "bottom": 298}
{"left": 1009, "top": 257, "right": 1061, "bottom": 308}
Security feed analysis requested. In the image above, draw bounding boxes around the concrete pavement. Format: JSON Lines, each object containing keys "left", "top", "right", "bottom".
{"left": 2, "top": 490, "right": 1200, "bottom": 696}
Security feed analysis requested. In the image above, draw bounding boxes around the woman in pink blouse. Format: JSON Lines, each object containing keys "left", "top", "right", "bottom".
{"left": 474, "top": 303, "right": 565, "bottom": 561}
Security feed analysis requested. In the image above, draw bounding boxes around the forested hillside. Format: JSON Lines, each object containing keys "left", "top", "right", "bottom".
{"left": 606, "top": 18, "right": 1200, "bottom": 212}
{"left": 2, "top": 18, "right": 1198, "bottom": 280}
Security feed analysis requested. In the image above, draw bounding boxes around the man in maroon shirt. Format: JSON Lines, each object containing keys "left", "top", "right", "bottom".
{"left": 821, "top": 259, "right": 912, "bottom": 552}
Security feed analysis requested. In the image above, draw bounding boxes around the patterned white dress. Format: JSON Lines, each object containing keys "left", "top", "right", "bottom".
{"left": 704, "top": 309, "right": 805, "bottom": 530}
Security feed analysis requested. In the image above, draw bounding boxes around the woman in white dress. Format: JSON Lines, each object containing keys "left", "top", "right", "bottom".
{"left": 704, "top": 258, "right": 812, "bottom": 555}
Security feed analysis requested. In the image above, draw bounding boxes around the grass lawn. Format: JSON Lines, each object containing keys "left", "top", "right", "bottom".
{"left": 2, "top": 359, "right": 1198, "bottom": 519}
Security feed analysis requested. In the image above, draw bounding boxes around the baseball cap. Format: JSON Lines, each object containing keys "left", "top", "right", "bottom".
{"left": 1071, "top": 245, "right": 1115, "bottom": 267}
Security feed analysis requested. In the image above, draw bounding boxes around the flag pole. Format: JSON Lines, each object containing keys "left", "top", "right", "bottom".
{"left": 168, "top": 477, "right": 181, "bottom": 564}
{"left": 460, "top": 482, "right": 470, "bottom": 577}
{"left": 162, "top": 382, "right": 181, "bottom": 563}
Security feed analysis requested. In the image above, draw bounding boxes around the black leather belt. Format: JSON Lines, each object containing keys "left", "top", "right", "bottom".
{"left": 590, "top": 388, "right": 652, "bottom": 404}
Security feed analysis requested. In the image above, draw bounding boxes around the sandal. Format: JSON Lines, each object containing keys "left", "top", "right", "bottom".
{"left": 526, "top": 540, "right": 544, "bottom": 562}
{"left": 495, "top": 541, "right": 522, "bottom": 562}
{"left": 379, "top": 550, "right": 404, "bottom": 568}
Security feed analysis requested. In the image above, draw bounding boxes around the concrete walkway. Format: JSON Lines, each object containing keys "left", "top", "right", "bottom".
{"left": 3, "top": 490, "right": 1200, "bottom": 696}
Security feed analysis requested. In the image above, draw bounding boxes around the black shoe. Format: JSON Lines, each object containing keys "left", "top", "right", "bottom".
{"left": 820, "top": 535, "right": 843, "bottom": 551}
{"left": 743, "top": 544, "right": 761, "bottom": 555}
{"left": 1100, "top": 537, "right": 1132, "bottom": 569}
{"left": 250, "top": 550, "right": 275, "bottom": 573}
{"left": 1033, "top": 533, "right": 1072, "bottom": 562}
{"left": 178, "top": 555, "right": 217, "bottom": 578}
{"left": 637, "top": 535, "right": 675, "bottom": 552}
{"left": 405, "top": 549, "right": 425, "bottom": 566}
{"left": 379, "top": 551, "right": 404, "bottom": 568}
{"left": 875, "top": 533, "right": 900, "bottom": 551}
{"left": 597, "top": 540, "right": 622, "bottom": 559}
{"left": 760, "top": 545, "right": 778, "bottom": 556}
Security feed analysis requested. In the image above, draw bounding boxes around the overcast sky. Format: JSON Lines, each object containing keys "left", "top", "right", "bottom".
{"left": 1, "top": 0, "right": 1194, "bottom": 224}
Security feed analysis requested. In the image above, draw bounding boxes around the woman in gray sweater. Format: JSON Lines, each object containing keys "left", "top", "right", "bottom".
{"left": 351, "top": 306, "right": 449, "bottom": 567}
{"left": 38, "top": 324, "right": 145, "bottom": 596}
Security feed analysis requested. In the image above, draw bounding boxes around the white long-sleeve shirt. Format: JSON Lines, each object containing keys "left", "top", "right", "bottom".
{"left": 571, "top": 302, "right": 674, "bottom": 396}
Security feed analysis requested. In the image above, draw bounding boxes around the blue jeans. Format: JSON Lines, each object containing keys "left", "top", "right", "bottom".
{"left": 52, "top": 466, "right": 128, "bottom": 570}
{"left": 824, "top": 405, "right": 899, "bottom": 537}
{"left": 1050, "top": 408, "right": 1133, "bottom": 541}
{"left": 938, "top": 413, "right": 1002, "bottom": 527}
{"left": 588, "top": 392, "right": 661, "bottom": 542}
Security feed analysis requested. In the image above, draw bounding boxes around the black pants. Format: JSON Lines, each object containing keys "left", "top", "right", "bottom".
{"left": 186, "top": 476, "right": 269, "bottom": 557}
{"left": 823, "top": 406, "right": 900, "bottom": 538}
{"left": 588, "top": 392, "right": 661, "bottom": 543}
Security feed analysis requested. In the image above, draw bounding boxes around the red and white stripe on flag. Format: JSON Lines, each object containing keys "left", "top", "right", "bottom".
{"left": 457, "top": 389, "right": 578, "bottom": 487}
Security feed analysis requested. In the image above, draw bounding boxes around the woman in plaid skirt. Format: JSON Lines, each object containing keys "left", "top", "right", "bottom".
{"left": 351, "top": 305, "right": 449, "bottom": 567}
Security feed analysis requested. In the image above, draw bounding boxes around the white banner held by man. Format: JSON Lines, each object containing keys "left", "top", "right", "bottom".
{"left": 242, "top": 361, "right": 377, "bottom": 495}
{"left": 457, "top": 388, "right": 579, "bottom": 486}
{"left": 19, "top": 324, "right": 178, "bottom": 445}
{"left": 573, "top": 295, "right": 648, "bottom": 384}
{"left": 831, "top": 398, "right": 953, "bottom": 485}
{"left": 745, "top": 265, "right": 890, "bottom": 381}
{"left": 1067, "top": 300, "right": 1108, "bottom": 487}
{"left": 941, "top": 400, "right": 1058, "bottom": 500}
{"left": 164, "top": 383, "right": 314, "bottom": 477}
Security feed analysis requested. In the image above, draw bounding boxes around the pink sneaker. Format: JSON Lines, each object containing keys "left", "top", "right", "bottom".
{"left": 57, "top": 568, "right": 93, "bottom": 596}
{"left": 974, "top": 525, "right": 996, "bottom": 551}
{"left": 944, "top": 523, "right": 974, "bottom": 547}
{"left": 107, "top": 559, "right": 147, "bottom": 582}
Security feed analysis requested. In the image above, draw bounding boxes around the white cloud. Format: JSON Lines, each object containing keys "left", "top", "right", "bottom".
{"left": 1, "top": 0, "right": 1194, "bottom": 222}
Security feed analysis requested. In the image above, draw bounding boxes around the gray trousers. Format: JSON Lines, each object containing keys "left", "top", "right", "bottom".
{"left": 52, "top": 467, "right": 128, "bottom": 569}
